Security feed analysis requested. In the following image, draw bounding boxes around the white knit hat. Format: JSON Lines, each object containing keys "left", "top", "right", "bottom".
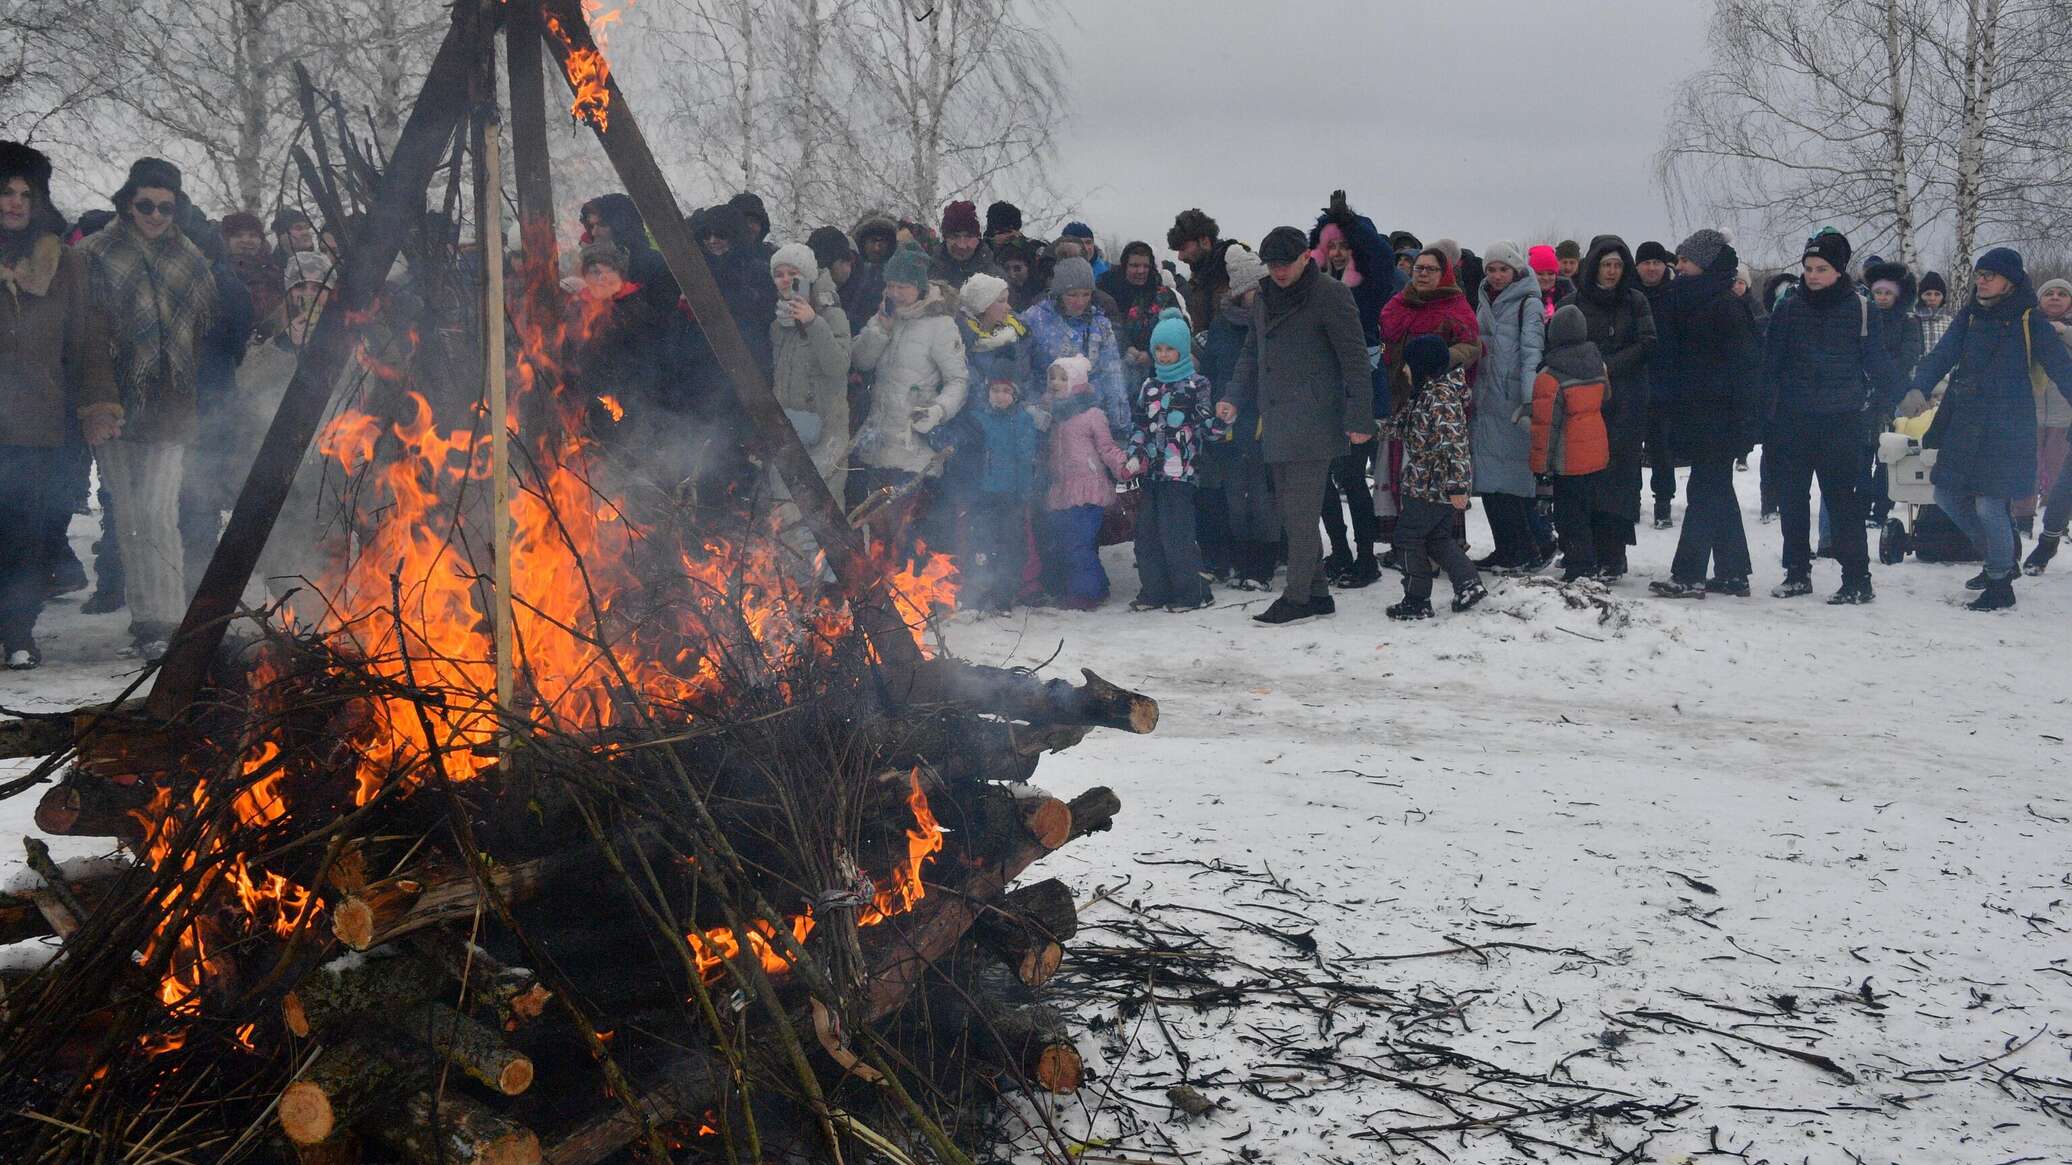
{"left": 770, "top": 241, "right": 819, "bottom": 287}
{"left": 1482, "top": 240, "right": 1527, "bottom": 273}
{"left": 1222, "top": 246, "right": 1265, "bottom": 300}
{"left": 959, "top": 272, "right": 1010, "bottom": 316}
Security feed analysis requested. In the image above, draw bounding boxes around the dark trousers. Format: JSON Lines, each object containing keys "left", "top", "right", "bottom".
{"left": 1225, "top": 455, "right": 1277, "bottom": 585}
{"left": 1593, "top": 512, "right": 1633, "bottom": 573}
{"left": 1670, "top": 458, "right": 1752, "bottom": 583}
{"left": 1397, "top": 498, "right": 1480, "bottom": 601}
{"left": 1269, "top": 458, "right": 1334, "bottom": 601}
{"left": 2043, "top": 439, "right": 2072, "bottom": 535}
{"left": 43, "top": 441, "right": 91, "bottom": 580}
{"left": 1045, "top": 504, "right": 1109, "bottom": 606}
{"left": 1479, "top": 492, "right": 1536, "bottom": 565}
{"left": 1758, "top": 445, "right": 1781, "bottom": 516}
{"left": 1553, "top": 474, "right": 1601, "bottom": 573}
{"left": 967, "top": 493, "right": 1027, "bottom": 611}
{"left": 1194, "top": 483, "right": 1233, "bottom": 575}
{"left": 0, "top": 446, "right": 61, "bottom": 649}
{"left": 1647, "top": 406, "right": 1677, "bottom": 503}
{"left": 1320, "top": 446, "right": 1379, "bottom": 563}
{"left": 1772, "top": 415, "right": 1870, "bottom": 583}
{"left": 1134, "top": 479, "right": 1207, "bottom": 606}
{"left": 93, "top": 481, "right": 124, "bottom": 599}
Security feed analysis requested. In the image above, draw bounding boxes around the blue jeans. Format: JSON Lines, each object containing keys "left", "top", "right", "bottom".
{"left": 1933, "top": 486, "right": 2016, "bottom": 578}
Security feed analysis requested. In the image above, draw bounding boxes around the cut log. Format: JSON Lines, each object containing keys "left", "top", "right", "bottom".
{"left": 372, "top": 1087, "right": 541, "bottom": 1165}
{"left": 974, "top": 878, "right": 1078, "bottom": 988}
{"left": 387, "top": 1001, "right": 533, "bottom": 1096}
{"left": 1067, "top": 786, "right": 1122, "bottom": 841}
{"left": 971, "top": 1000, "right": 1084, "bottom": 1094}
{"left": 331, "top": 840, "right": 636, "bottom": 950}
{"left": 283, "top": 951, "right": 452, "bottom": 1038}
{"left": 900, "top": 663, "right": 1159, "bottom": 734}
{"left": 407, "top": 931, "right": 552, "bottom": 1024}
{"left": 279, "top": 1035, "right": 417, "bottom": 1145}
{"left": 1012, "top": 788, "right": 1073, "bottom": 851}
{"left": 292, "top": 1131, "right": 363, "bottom": 1165}
{"left": 34, "top": 772, "right": 153, "bottom": 839}
{"left": 0, "top": 701, "right": 137, "bottom": 761}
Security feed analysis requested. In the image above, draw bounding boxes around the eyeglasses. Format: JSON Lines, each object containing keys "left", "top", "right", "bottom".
{"left": 132, "top": 199, "right": 176, "bottom": 218}
{"left": 1412, "top": 263, "right": 1443, "bottom": 274}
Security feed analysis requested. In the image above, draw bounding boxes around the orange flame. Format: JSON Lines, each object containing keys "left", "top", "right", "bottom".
{"left": 547, "top": 0, "right": 625, "bottom": 132}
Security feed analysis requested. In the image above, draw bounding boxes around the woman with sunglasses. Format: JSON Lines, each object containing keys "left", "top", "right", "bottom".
{"left": 74, "top": 157, "right": 218, "bottom": 662}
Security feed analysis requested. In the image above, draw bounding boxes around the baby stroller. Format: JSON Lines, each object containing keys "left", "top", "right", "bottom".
{"left": 1876, "top": 408, "right": 1982, "bottom": 564}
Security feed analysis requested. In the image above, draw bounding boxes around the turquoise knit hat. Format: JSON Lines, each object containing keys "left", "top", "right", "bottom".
{"left": 883, "top": 241, "right": 930, "bottom": 289}
{"left": 1149, "top": 308, "right": 1195, "bottom": 382}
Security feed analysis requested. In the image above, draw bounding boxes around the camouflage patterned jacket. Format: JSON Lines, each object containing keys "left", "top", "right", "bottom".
{"left": 1378, "top": 369, "right": 1473, "bottom": 502}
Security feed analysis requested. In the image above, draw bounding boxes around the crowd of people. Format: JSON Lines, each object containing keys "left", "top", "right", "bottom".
{"left": 6, "top": 138, "right": 2071, "bottom": 674}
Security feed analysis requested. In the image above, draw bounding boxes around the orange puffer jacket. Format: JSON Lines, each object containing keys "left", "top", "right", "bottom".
{"left": 1529, "top": 368, "right": 1609, "bottom": 476}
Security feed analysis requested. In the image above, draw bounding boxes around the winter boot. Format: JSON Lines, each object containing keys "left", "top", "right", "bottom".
{"left": 1386, "top": 595, "right": 1434, "bottom": 621}
{"left": 1450, "top": 581, "right": 1489, "bottom": 613}
{"left": 1770, "top": 573, "right": 1813, "bottom": 598}
{"left": 1967, "top": 575, "right": 2017, "bottom": 611}
{"left": 1964, "top": 568, "right": 1992, "bottom": 591}
{"left": 81, "top": 588, "right": 125, "bottom": 615}
{"left": 1311, "top": 594, "right": 1337, "bottom": 616}
{"left": 1323, "top": 548, "right": 1354, "bottom": 581}
{"left": 1705, "top": 576, "right": 1752, "bottom": 597}
{"left": 2025, "top": 530, "right": 2061, "bottom": 575}
{"left": 1338, "top": 554, "right": 1382, "bottom": 589}
{"left": 1649, "top": 578, "right": 1707, "bottom": 599}
{"left": 1827, "top": 577, "right": 1876, "bottom": 605}
{"left": 1652, "top": 499, "right": 1674, "bottom": 530}
{"left": 1252, "top": 596, "right": 1319, "bottom": 626}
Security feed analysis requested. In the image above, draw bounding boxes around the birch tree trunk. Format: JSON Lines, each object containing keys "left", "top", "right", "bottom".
{"left": 1882, "top": 0, "right": 1918, "bottom": 270}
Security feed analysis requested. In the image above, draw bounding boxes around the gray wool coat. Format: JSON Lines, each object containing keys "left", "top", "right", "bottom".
{"left": 1221, "top": 265, "right": 1371, "bottom": 465}
{"left": 1472, "top": 275, "right": 1545, "bottom": 497}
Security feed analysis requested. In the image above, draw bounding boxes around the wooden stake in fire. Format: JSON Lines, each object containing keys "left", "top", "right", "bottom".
{"left": 481, "top": 109, "right": 517, "bottom": 727}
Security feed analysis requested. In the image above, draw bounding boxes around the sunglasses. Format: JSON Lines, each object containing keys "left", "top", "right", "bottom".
{"left": 132, "top": 199, "right": 176, "bottom": 218}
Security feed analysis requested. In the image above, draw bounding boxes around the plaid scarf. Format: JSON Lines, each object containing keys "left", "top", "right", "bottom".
{"left": 78, "top": 216, "right": 215, "bottom": 439}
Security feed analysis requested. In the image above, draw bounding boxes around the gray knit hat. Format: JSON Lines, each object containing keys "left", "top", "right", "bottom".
{"left": 1223, "top": 246, "right": 1266, "bottom": 300}
{"left": 1482, "top": 240, "right": 1527, "bottom": 273}
{"left": 1049, "top": 256, "right": 1095, "bottom": 295}
{"left": 1676, "top": 229, "right": 1729, "bottom": 272}
{"left": 770, "top": 241, "right": 819, "bottom": 287}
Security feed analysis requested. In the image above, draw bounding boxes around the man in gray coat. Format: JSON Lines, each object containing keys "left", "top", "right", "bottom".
{"left": 1216, "top": 226, "right": 1373, "bottom": 624}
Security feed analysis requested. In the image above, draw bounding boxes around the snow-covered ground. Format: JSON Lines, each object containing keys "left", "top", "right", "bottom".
{"left": 5, "top": 474, "right": 2069, "bottom": 1163}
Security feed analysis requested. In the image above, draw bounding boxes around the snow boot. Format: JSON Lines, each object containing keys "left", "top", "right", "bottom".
{"left": 1450, "top": 581, "right": 1489, "bottom": 613}
{"left": 1967, "top": 575, "right": 2017, "bottom": 611}
{"left": 1964, "top": 568, "right": 1991, "bottom": 591}
{"left": 1649, "top": 578, "right": 1707, "bottom": 599}
{"left": 1338, "top": 555, "right": 1382, "bottom": 589}
{"left": 1705, "top": 576, "right": 1752, "bottom": 597}
{"left": 1311, "top": 595, "right": 1337, "bottom": 617}
{"left": 1770, "top": 573, "right": 1813, "bottom": 598}
{"left": 1386, "top": 596, "right": 1434, "bottom": 621}
{"left": 2025, "top": 530, "right": 2061, "bottom": 575}
{"left": 1252, "top": 596, "right": 1319, "bottom": 626}
{"left": 1826, "top": 578, "right": 1876, "bottom": 605}
{"left": 1652, "top": 499, "right": 1674, "bottom": 530}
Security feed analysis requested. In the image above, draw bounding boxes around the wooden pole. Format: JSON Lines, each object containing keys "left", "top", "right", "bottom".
{"left": 505, "top": 0, "right": 559, "bottom": 271}
{"left": 482, "top": 111, "right": 516, "bottom": 724}
{"left": 147, "top": 7, "right": 479, "bottom": 719}
{"left": 535, "top": 0, "right": 927, "bottom": 679}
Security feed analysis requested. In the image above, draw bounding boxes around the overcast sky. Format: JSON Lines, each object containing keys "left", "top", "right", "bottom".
{"left": 1034, "top": 0, "right": 1713, "bottom": 263}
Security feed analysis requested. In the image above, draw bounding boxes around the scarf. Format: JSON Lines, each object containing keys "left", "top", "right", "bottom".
{"left": 1154, "top": 350, "right": 1195, "bottom": 383}
{"left": 78, "top": 216, "right": 216, "bottom": 427}
{"left": 0, "top": 233, "right": 61, "bottom": 299}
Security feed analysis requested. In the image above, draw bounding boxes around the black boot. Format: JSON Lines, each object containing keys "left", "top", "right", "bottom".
{"left": 1386, "top": 595, "right": 1434, "bottom": 621}
{"left": 1339, "top": 554, "right": 1382, "bottom": 589}
{"left": 1826, "top": 577, "right": 1875, "bottom": 605}
{"left": 1770, "top": 572, "right": 1813, "bottom": 598}
{"left": 1652, "top": 498, "right": 1673, "bottom": 530}
{"left": 1964, "top": 568, "right": 1992, "bottom": 591}
{"left": 2025, "top": 531, "right": 2061, "bottom": 575}
{"left": 1253, "top": 596, "right": 1319, "bottom": 626}
{"left": 1968, "top": 575, "right": 2017, "bottom": 611}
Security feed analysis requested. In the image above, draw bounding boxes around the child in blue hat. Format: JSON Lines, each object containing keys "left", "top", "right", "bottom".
{"left": 1124, "top": 308, "right": 1227, "bottom": 611}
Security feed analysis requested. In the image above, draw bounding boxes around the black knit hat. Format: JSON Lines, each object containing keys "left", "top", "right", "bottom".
{"left": 1404, "top": 334, "right": 1451, "bottom": 385}
{"left": 985, "top": 200, "right": 1022, "bottom": 236}
{"left": 728, "top": 191, "right": 769, "bottom": 235}
{"left": 1259, "top": 226, "right": 1309, "bottom": 266}
{"left": 112, "top": 156, "right": 182, "bottom": 209}
{"left": 1634, "top": 240, "right": 1671, "bottom": 265}
{"left": 807, "top": 225, "right": 853, "bottom": 269}
{"left": 0, "top": 141, "right": 54, "bottom": 209}
{"left": 1919, "top": 270, "right": 1947, "bottom": 296}
{"left": 1802, "top": 228, "right": 1852, "bottom": 272}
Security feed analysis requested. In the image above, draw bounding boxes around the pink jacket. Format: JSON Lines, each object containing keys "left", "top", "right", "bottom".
{"left": 1046, "top": 396, "right": 1126, "bottom": 510}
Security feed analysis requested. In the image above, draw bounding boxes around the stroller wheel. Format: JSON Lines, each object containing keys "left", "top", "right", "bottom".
{"left": 1879, "top": 518, "right": 1909, "bottom": 565}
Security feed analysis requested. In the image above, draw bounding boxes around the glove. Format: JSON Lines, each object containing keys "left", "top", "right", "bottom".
{"left": 1896, "top": 389, "right": 1928, "bottom": 418}
{"left": 1328, "top": 189, "right": 1350, "bottom": 217}
{"left": 80, "top": 403, "right": 124, "bottom": 446}
{"left": 910, "top": 404, "right": 943, "bottom": 434}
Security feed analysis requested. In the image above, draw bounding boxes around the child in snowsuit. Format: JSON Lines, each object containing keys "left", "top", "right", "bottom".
{"left": 1531, "top": 305, "right": 1612, "bottom": 582}
{"left": 1379, "top": 335, "right": 1488, "bottom": 619}
{"left": 962, "top": 376, "right": 1042, "bottom": 613}
{"left": 1124, "top": 309, "right": 1227, "bottom": 611}
{"left": 1043, "top": 355, "right": 1126, "bottom": 609}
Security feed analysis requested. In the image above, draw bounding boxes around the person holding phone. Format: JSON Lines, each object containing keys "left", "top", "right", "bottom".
{"left": 850, "top": 242, "right": 967, "bottom": 555}
{"left": 769, "top": 242, "right": 852, "bottom": 498}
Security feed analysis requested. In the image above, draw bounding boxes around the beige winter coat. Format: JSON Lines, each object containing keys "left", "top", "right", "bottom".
{"left": 770, "top": 270, "right": 851, "bottom": 492}
{"left": 850, "top": 280, "right": 967, "bottom": 476}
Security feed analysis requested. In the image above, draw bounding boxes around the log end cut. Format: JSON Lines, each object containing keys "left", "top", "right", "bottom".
{"left": 1032, "top": 1044, "right": 1085, "bottom": 1093}
{"left": 278, "top": 1080, "right": 337, "bottom": 1145}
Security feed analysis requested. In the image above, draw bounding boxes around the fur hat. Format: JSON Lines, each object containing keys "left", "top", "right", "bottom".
{"left": 579, "top": 241, "right": 630, "bottom": 275}
{"left": 272, "top": 208, "right": 311, "bottom": 235}
{"left": 283, "top": 250, "right": 335, "bottom": 290}
{"left": 1864, "top": 259, "right": 1910, "bottom": 293}
{"left": 1802, "top": 228, "right": 1852, "bottom": 272}
{"left": 1167, "top": 208, "right": 1219, "bottom": 251}
{"left": 941, "top": 199, "right": 981, "bottom": 237}
{"left": 1259, "top": 226, "right": 1309, "bottom": 266}
{"left": 883, "top": 241, "right": 931, "bottom": 290}
{"left": 113, "top": 157, "right": 182, "bottom": 209}
{"left": 958, "top": 272, "right": 1009, "bottom": 316}
{"left": 1482, "top": 240, "right": 1527, "bottom": 273}
{"left": 1223, "top": 246, "right": 1265, "bottom": 300}
{"left": 771, "top": 241, "right": 819, "bottom": 286}
{"left": 1527, "top": 245, "right": 1560, "bottom": 276}
{"left": 806, "top": 225, "right": 853, "bottom": 269}
{"left": 1049, "top": 255, "right": 1096, "bottom": 295}
{"left": 1675, "top": 229, "right": 1730, "bottom": 272}
{"left": 220, "top": 211, "right": 264, "bottom": 239}
{"left": 1634, "top": 240, "right": 1672, "bottom": 266}
{"left": 1555, "top": 239, "right": 1582, "bottom": 261}
{"left": 0, "top": 141, "right": 54, "bottom": 210}
{"left": 1404, "top": 334, "right": 1451, "bottom": 385}
{"left": 985, "top": 200, "right": 1022, "bottom": 237}
{"left": 1974, "top": 246, "right": 2026, "bottom": 284}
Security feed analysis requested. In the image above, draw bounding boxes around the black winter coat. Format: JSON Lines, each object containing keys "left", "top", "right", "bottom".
{"left": 1652, "top": 252, "right": 1762, "bottom": 464}
{"left": 1912, "top": 283, "right": 2072, "bottom": 498}
{"left": 1562, "top": 239, "right": 1656, "bottom": 522}
{"left": 1761, "top": 279, "right": 1907, "bottom": 423}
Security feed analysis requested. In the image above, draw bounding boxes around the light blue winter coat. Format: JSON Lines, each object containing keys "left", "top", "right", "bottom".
{"left": 1473, "top": 273, "right": 1545, "bottom": 496}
